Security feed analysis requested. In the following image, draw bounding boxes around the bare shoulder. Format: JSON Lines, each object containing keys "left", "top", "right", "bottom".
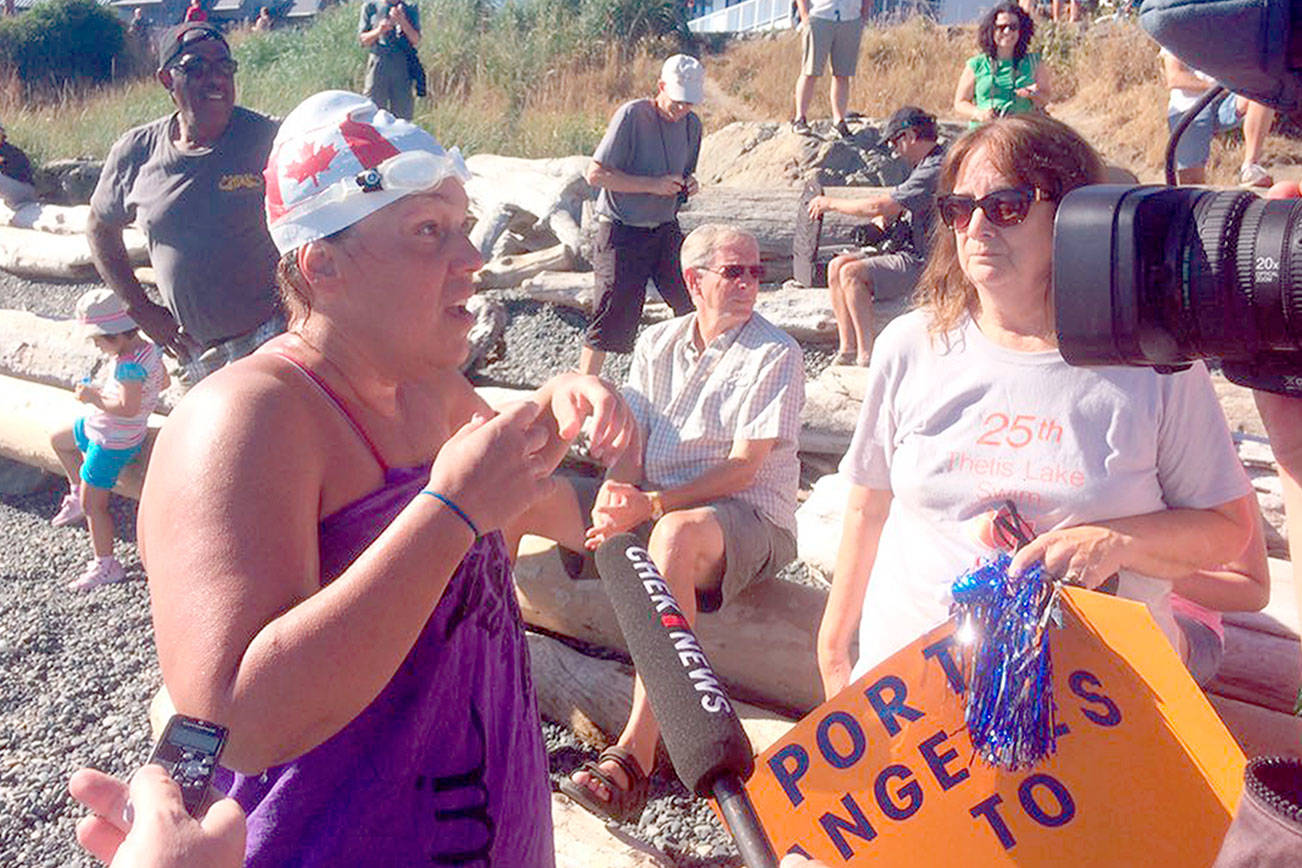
{"left": 140, "top": 353, "right": 328, "bottom": 563}
{"left": 150, "top": 353, "right": 325, "bottom": 481}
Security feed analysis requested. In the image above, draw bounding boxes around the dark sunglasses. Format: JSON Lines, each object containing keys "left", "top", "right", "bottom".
{"left": 172, "top": 56, "right": 238, "bottom": 78}
{"left": 701, "top": 264, "right": 765, "bottom": 280}
{"left": 936, "top": 187, "right": 1050, "bottom": 230}
{"left": 995, "top": 22, "right": 1020, "bottom": 32}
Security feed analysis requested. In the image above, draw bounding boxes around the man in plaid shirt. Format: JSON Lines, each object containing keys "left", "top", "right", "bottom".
{"left": 557, "top": 223, "right": 805, "bottom": 823}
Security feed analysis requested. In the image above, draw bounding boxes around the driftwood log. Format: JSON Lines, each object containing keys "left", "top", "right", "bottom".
{"left": 0, "top": 225, "right": 146, "bottom": 280}
{"left": 514, "top": 534, "right": 825, "bottom": 714}
{"left": 0, "top": 200, "right": 91, "bottom": 234}
{"left": 461, "top": 152, "right": 889, "bottom": 286}
{"left": 527, "top": 630, "right": 796, "bottom": 754}
{"left": 676, "top": 185, "right": 891, "bottom": 284}
{"left": 476, "top": 243, "right": 574, "bottom": 289}
{"left": 465, "top": 154, "right": 590, "bottom": 259}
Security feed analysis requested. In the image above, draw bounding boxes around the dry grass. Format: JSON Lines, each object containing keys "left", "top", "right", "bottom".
{"left": 1047, "top": 21, "right": 1172, "bottom": 181}
{"left": 5, "top": 12, "right": 1299, "bottom": 184}
{"left": 703, "top": 17, "right": 969, "bottom": 125}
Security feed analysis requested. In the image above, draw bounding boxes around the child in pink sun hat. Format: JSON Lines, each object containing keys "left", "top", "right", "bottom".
{"left": 49, "top": 289, "right": 168, "bottom": 591}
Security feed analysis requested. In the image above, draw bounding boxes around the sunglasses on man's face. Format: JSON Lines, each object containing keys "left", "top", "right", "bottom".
{"left": 701, "top": 264, "right": 765, "bottom": 280}
{"left": 995, "top": 22, "right": 1019, "bottom": 32}
{"left": 172, "top": 55, "right": 238, "bottom": 78}
{"left": 936, "top": 187, "right": 1050, "bottom": 230}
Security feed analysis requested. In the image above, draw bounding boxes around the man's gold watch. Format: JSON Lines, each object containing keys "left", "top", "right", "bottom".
{"left": 646, "top": 490, "right": 666, "bottom": 521}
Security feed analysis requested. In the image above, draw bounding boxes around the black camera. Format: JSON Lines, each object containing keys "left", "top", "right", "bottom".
{"left": 1054, "top": 186, "right": 1302, "bottom": 396}
{"left": 1051, "top": 0, "right": 1302, "bottom": 397}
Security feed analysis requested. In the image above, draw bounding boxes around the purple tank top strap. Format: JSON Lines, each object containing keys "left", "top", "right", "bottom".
{"left": 271, "top": 350, "right": 389, "bottom": 474}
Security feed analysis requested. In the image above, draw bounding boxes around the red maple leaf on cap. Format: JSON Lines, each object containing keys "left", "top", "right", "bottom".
{"left": 285, "top": 141, "right": 337, "bottom": 187}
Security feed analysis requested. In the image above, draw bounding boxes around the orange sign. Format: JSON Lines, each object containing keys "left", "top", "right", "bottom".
{"left": 748, "top": 588, "right": 1245, "bottom": 866}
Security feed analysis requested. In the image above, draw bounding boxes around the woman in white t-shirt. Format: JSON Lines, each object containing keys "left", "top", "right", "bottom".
{"left": 817, "top": 113, "right": 1269, "bottom": 699}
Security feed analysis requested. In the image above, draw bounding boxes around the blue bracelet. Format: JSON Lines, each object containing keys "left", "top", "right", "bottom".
{"left": 420, "top": 490, "right": 481, "bottom": 538}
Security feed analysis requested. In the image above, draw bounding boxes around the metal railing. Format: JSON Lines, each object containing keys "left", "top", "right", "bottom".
{"left": 688, "top": 0, "right": 794, "bottom": 34}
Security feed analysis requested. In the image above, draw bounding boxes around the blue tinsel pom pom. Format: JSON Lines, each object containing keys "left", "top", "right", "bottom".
{"left": 951, "top": 551, "right": 1060, "bottom": 771}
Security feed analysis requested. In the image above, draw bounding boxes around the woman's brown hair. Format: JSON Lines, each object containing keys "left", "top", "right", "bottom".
{"left": 275, "top": 250, "right": 311, "bottom": 329}
{"left": 913, "top": 113, "right": 1105, "bottom": 336}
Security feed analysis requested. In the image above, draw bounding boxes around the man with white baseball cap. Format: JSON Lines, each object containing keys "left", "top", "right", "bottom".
{"left": 578, "top": 53, "right": 706, "bottom": 377}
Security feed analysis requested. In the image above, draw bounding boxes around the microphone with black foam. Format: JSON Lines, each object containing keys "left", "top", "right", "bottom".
{"left": 595, "top": 533, "right": 778, "bottom": 868}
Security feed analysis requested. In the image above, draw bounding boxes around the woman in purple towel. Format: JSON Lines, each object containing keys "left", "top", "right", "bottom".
{"left": 135, "top": 91, "right": 634, "bottom": 867}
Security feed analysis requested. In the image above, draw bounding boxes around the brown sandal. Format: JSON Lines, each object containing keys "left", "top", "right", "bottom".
{"left": 557, "top": 745, "right": 649, "bottom": 824}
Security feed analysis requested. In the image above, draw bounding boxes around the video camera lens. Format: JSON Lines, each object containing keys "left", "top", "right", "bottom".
{"left": 1054, "top": 185, "right": 1302, "bottom": 396}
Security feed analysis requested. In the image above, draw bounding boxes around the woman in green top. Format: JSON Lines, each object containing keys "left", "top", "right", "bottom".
{"left": 954, "top": 3, "right": 1051, "bottom": 127}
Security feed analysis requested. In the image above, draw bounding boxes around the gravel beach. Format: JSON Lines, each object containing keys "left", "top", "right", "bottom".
{"left": 0, "top": 273, "right": 830, "bottom": 866}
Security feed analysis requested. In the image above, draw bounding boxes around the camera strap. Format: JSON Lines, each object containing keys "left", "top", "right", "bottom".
{"left": 655, "top": 109, "right": 685, "bottom": 211}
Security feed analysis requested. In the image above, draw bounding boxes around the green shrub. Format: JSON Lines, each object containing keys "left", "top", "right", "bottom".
{"left": 0, "top": 0, "right": 125, "bottom": 88}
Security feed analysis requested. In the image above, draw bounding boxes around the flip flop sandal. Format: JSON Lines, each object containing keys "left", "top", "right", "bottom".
{"left": 557, "top": 745, "right": 649, "bottom": 825}
{"left": 831, "top": 351, "right": 856, "bottom": 366}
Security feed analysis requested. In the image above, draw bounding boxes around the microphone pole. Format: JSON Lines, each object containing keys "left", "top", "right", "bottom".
{"left": 713, "top": 773, "right": 779, "bottom": 868}
{"left": 594, "top": 533, "right": 778, "bottom": 868}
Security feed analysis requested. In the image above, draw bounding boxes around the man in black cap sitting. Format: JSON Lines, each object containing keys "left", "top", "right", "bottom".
{"left": 806, "top": 106, "right": 944, "bottom": 366}
{"left": 87, "top": 22, "right": 283, "bottom": 385}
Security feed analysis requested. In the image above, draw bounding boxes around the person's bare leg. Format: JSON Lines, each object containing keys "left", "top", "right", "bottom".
{"left": 830, "top": 75, "right": 851, "bottom": 123}
{"left": 794, "top": 74, "right": 818, "bottom": 123}
{"left": 569, "top": 508, "right": 725, "bottom": 803}
{"left": 80, "top": 485, "right": 115, "bottom": 559}
{"left": 827, "top": 255, "right": 856, "bottom": 358}
{"left": 1051, "top": 0, "right": 1062, "bottom": 20}
{"left": 50, "top": 425, "right": 83, "bottom": 488}
{"left": 1241, "top": 100, "right": 1275, "bottom": 169}
{"left": 507, "top": 476, "right": 589, "bottom": 561}
{"left": 841, "top": 258, "right": 878, "bottom": 364}
{"left": 577, "top": 345, "right": 606, "bottom": 377}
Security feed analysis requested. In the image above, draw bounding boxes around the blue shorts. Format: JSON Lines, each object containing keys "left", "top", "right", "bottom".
{"left": 1167, "top": 94, "right": 1241, "bottom": 170}
{"left": 74, "top": 417, "right": 142, "bottom": 490}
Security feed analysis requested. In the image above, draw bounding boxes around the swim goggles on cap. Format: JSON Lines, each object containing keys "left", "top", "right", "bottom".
{"left": 287, "top": 146, "right": 471, "bottom": 225}
{"left": 353, "top": 147, "right": 469, "bottom": 194}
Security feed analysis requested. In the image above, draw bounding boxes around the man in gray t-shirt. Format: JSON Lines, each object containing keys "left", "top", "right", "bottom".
{"left": 578, "top": 54, "right": 705, "bottom": 377}
{"left": 358, "top": 0, "right": 421, "bottom": 120}
{"left": 88, "top": 23, "right": 282, "bottom": 384}
{"left": 805, "top": 105, "right": 944, "bottom": 366}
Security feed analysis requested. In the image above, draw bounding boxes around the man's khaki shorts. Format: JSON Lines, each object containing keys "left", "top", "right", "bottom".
{"left": 568, "top": 476, "right": 795, "bottom": 613}
{"left": 837, "top": 250, "right": 924, "bottom": 301}
{"left": 802, "top": 16, "right": 864, "bottom": 78}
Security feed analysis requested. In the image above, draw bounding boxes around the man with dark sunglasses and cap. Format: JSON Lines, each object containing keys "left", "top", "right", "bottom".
{"left": 806, "top": 105, "right": 944, "bottom": 366}
{"left": 87, "top": 22, "right": 283, "bottom": 386}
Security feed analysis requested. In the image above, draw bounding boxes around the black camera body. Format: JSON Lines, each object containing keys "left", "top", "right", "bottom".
{"left": 1055, "top": 185, "right": 1302, "bottom": 396}
{"left": 1050, "top": 0, "right": 1302, "bottom": 397}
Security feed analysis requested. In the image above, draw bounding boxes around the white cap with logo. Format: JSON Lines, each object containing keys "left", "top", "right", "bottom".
{"left": 660, "top": 54, "right": 705, "bottom": 105}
